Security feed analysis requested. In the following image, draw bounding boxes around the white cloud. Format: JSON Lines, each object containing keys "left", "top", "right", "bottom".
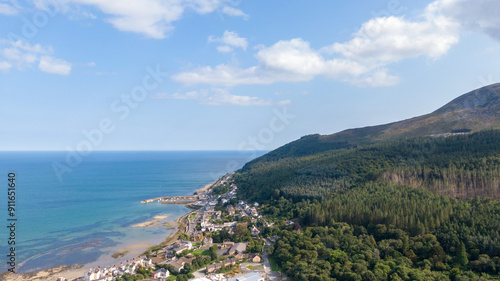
{"left": 173, "top": 64, "right": 272, "bottom": 87}
{"left": 221, "top": 6, "right": 248, "bottom": 19}
{"left": 0, "top": 61, "right": 12, "bottom": 72}
{"left": 33, "top": 0, "right": 244, "bottom": 39}
{"left": 173, "top": 38, "right": 382, "bottom": 86}
{"left": 152, "top": 89, "right": 289, "bottom": 106}
{"left": 209, "top": 31, "right": 248, "bottom": 52}
{"left": 327, "top": 15, "right": 459, "bottom": 66}
{"left": 0, "top": 2, "right": 18, "bottom": 15}
{"left": 38, "top": 55, "right": 71, "bottom": 75}
{"left": 434, "top": 0, "right": 500, "bottom": 41}
{"left": 0, "top": 39, "right": 71, "bottom": 75}
{"left": 174, "top": 0, "right": 467, "bottom": 88}
{"left": 216, "top": 45, "right": 233, "bottom": 53}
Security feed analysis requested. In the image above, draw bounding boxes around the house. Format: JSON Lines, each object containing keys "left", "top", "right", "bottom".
{"left": 150, "top": 257, "right": 167, "bottom": 265}
{"left": 84, "top": 268, "right": 104, "bottom": 281}
{"left": 152, "top": 268, "right": 169, "bottom": 279}
{"left": 203, "top": 210, "right": 222, "bottom": 221}
{"left": 251, "top": 226, "right": 260, "bottom": 236}
{"left": 221, "top": 241, "right": 235, "bottom": 249}
{"left": 169, "top": 259, "right": 185, "bottom": 273}
{"left": 262, "top": 220, "right": 274, "bottom": 227}
{"left": 173, "top": 240, "right": 192, "bottom": 254}
{"left": 206, "top": 263, "right": 217, "bottom": 273}
{"left": 143, "top": 258, "right": 153, "bottom": 266}
{"left": 223, "top": 221, "right": 237, "bottom": 229}
{"left": 228, "top": 272, "right": 265, "bottom": 281}
{"left": 227, "top": 205, "right": 235, "bottom": 215}
{"left": 249, "top": 208, "right": 258, "bottom": 217}
{"left": 235, "top": 253, "right": 246, "bottom": 260}
{"left": 169, "top": 257, "right": 193, "bottom": 273}
{"left": 228, "top": 243, "right": 247, "bottom": 255}
{"left": 251, "top": 255, "right": 261, "bottom": 263}
{"left": 203, "top": 237, "right": 213, "bottom": 246}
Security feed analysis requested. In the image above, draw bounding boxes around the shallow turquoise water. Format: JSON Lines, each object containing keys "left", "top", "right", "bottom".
{"left": 0, "top": 151, "right": 263, "bottom": 273}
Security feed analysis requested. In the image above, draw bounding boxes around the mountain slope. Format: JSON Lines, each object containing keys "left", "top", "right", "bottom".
{"left": 234, "top": 83, "right": 500, "bottom": 281}
{"left": 259, "top": 83, "right": 500, "bottom": 161}
{"left": 236, "top": 83, "right": 500, "bottom": 202}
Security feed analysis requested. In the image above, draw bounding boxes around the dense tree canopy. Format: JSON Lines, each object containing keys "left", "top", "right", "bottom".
{"left": 235, "top": 130, "right": 500, "bottom": 280}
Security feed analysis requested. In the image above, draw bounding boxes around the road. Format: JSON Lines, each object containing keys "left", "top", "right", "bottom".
{"left": 263, "top": 239, "right": 279, "bottom": 281}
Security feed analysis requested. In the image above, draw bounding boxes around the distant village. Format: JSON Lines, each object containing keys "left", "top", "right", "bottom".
{"left": 59, "top": 173, "right": 281, "bottom": 281}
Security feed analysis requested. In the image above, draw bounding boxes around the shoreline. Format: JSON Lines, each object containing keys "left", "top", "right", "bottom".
{"left": 196, "top": 179, "right": 217, "bottom": 194}
{"left": 1, "top": 181, "right": 210, "bottom": 281}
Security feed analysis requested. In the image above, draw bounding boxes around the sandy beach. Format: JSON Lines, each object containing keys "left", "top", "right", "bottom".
{"left": 196, "top": 180, "right": 217, "bottom": 194}
{"left": 131, "top": 214, "right": 169, "bottom": 227}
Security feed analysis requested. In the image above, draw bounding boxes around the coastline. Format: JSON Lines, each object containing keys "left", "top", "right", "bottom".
{"left": 196, "top": 180, "right": 216, "bottom": 194}
{"left": 1, "top": 181, "right": 211, "bottom": 281}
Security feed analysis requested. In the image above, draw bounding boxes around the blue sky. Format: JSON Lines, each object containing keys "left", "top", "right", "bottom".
{"left": 1, "top": 0, "right": 500, "bottom": 151}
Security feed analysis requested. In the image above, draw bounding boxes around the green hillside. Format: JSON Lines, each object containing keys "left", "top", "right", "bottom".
{"left": 234, "top": 84, "right": 500, "bottom": 280}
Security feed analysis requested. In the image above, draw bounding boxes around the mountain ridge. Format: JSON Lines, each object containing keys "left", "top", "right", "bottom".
{"left": 260, "top": 83, "right": 500, "bottom": 160}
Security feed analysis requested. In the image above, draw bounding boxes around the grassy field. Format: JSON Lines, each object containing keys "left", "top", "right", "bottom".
{"left": 192, "top": 249, "right": 211, "bottom": 256}
{"left": 246, "top": 265, "right": 264, "bottom": 270}
{"left": 189, "top": 213, "right": 196, "bottom": 221}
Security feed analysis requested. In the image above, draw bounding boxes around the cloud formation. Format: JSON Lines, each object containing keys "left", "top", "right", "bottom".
{"left": 33, "top": 0, "right": 247, "bottom": 39}
{"left": 152, "top": 89, "right": 290, "bottom": 106}
{"left": 209, "top": 31, "right": 248, "bottom": 52}
{"left": 0, "top": 1, "right": 18, "bottom": 15}
{"left": 173, "top": 38, "right": 399, "bottom": 87}
{"left": 435, "top": 0, "right": 500, "bottom": 42}
{"left": 173, "top": 0, "right": 500, "bottom": 88}
{"left": 221, "top": 6, "right": 248, "bottom": 19}
{"left": 0, "top": 39, "right": 71, "bottom": 75}
{"left": 38, "top": 55, "right": 71, "bottom": 75}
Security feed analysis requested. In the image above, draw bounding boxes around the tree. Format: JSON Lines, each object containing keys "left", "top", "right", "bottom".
{"left": 456, "top": 242, "right": 468, "bottom": 267}
{"left": 210, "top": 244, "right": 218, "bottom": 260}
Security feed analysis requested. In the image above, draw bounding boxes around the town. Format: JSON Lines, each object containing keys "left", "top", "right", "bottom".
{"left": 58, "top": 173, "right": 281, "bottom": 281}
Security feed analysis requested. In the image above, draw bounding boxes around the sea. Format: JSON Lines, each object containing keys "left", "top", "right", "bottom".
{"left": 0, "top": 151, "right": 265, "bottom": 274}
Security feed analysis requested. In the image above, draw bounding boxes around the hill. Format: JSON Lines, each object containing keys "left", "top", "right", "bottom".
{"left": 258, "top": 83, "right": 500, "bottom": 161}
{"left": 232, "top": 84, "right": 500, "bottom": 280}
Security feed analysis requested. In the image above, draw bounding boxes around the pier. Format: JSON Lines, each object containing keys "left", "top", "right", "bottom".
{"left": 140, "top": 195, "right": 202, "bottom": 204}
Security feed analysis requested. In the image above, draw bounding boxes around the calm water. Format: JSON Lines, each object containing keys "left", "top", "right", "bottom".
{"left": 0, "top": 151, "right": 264, "bottom": 273}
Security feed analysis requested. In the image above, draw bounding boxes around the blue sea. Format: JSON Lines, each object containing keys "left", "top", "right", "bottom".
{"left": 0, "top": 151, "right": 264, "bottom": 273}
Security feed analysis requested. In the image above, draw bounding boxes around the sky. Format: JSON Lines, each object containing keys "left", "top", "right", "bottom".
{"left": 1, "top": 0, "right": 500, "bottom": 151}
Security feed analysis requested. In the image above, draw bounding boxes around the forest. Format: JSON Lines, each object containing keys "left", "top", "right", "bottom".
{"left": 235, "top": 130, "right": 500, "bottom": 280}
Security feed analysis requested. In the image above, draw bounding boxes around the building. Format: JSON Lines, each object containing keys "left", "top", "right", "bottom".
{"left": 168, "top": 257, "right": 193, "bottom": 273}
{"left": 251, "top": 226, "right": 260, "bottom": 236}
{"left": 228, "top": 242, "right": 247, "bottom": 255}
{"left": 203, "top": 237, "right": 213, "bottom": 246}
{"left": 221, "top": 241, "right": 235, "bottom": 249}
{"left": 151, "top": 257, "right": 167, "bottom": 265}
{"left": 169, "top": 259, "right": 185, "bottom": 273}
{"left": 172, "top": 240, "right": 193, "bottom": 254}
{"left": 227, "top": 205, "right": 235, "bottom": 215}
{"left": 251, "top": 255, "right": 261, "bottom": 263}
{"left": 152, "top": 268, "right": 170, "bottom": 279}
{"left": 249, "top": 208, "right": 258, "bottom": 217}
{"left": 228, "top": 272, "right": 265, "bottom": 281}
